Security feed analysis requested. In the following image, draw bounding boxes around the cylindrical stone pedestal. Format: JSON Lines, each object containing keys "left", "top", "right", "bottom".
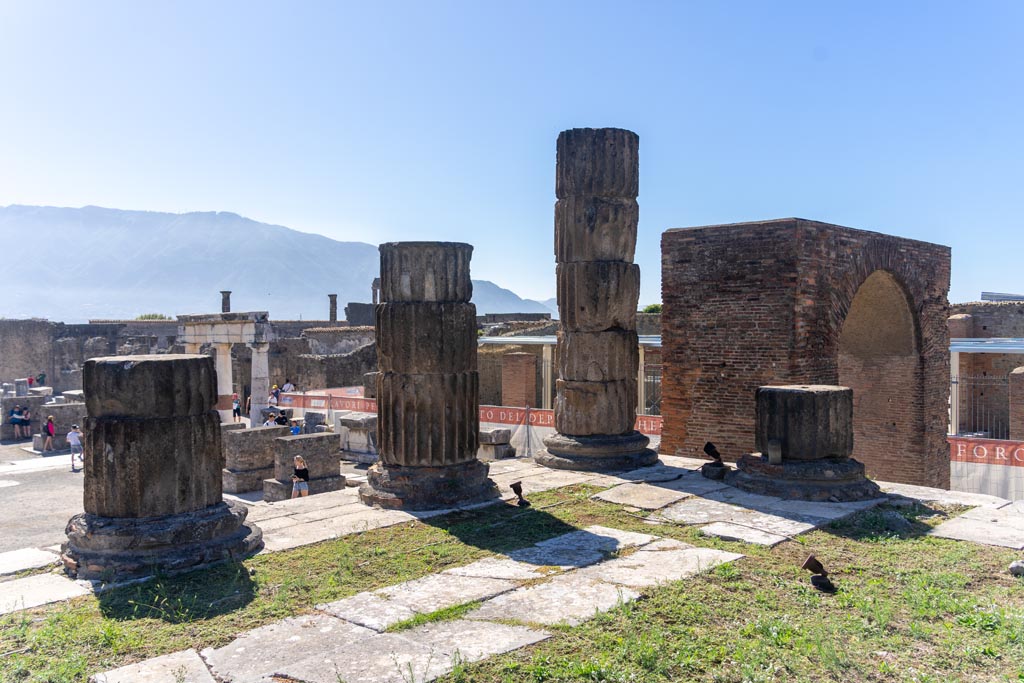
{"left": 359, "top": 243, "right": 498, "bottom": 510}
{"left": 538, "top": 127, "right": 657, "bottom": 472}
{"left": 62, "top": 355, "right": 262, "bottom": 581}
{"left": 726, "top": 385, "right": 881, "bottom": 501}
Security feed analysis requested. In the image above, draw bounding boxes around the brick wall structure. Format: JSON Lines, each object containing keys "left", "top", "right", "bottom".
{"left": 948, "top": 302, "right": 1024, "bottom": 437}
{"left": 661, "top": 218, "right": 951, "bottom": 488}
{"left": 1010, "top": 367, "right": 1024, "bottom": 441}
{"left": 501, "top": 352, "right": 537, "bottom": 408}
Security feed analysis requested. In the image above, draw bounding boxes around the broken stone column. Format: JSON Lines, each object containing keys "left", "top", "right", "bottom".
{"left": 537, "top": 128, "right": 657, "bottom": 472}
{"left": 220, "top": 290, "right": 232, "bottom": 313}
{"left": 725, "top": 385, "right": 882, "bottom": 501}
{"left": 62, "top": 355, "right": 262, "bottom": 581}
{"left": 213, "top": 342, "right": 234, "bottom": 411}
{"left": 360, "top": 242, "right": 498, "bottom": 509}
{"left": 328, "top": 293, "right": 338, "bottom": 322}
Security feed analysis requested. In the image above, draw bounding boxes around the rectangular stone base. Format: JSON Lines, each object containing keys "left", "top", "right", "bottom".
{"left": 263, "top": 475, "right": 346, "bottom": 502}
{"left": 478, "top": 444, "right": 516, "bottom": 461}
{"left": 223, "top": 466, "right": 275, "bottom": 494}
{"left": 341, "top": 450, "right": 379, "bottom": 465}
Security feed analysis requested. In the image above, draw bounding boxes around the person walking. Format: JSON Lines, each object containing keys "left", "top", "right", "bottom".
{"left": 232, "top": 393, "right": 242, "bottom": 423}
{"left": 291, "top": 455, "right": 310, "bottom": 498}
{"left": 43, "top": 415, "right": 55, "bottom": 452}
{"left": 67, "top": 424, "right": 84, "bottom": 472}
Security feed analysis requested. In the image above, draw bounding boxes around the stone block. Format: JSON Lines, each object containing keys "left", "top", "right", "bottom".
{"left": 220, "top": 422, "right": 245, "bottom": 432}
{"left": 263, "top": 432, "right": 346, "bottom": 501}
{"left": 555, "top": 127, "right": 639, "bottom": 199}
{"left": 477, "top": 443, "right": 516, "bottom": 461}
{"left": 84, "top": 354, "right": 216, "bottom": 418}
{"left": 556, "top": 262, "right": 639, "bottom": 332}
{"left": 14, "top": 379, "right": 28, "bottom": 396}
{"left": 62, "top": 390, "right": 84, "bottom": 402}
{"left": 91, "top": 649, "right": 216, "bottom": 683}
{"left": 28, "top": 386, "right": 53, "bottom": 397}
{"left": 480, "top": 427, "right": 511, "bottom": 444}
{"left": 83, "top": 412, "right": 223, "bottom": 517}
{"left": 379, "top": 242, "right": 473, "bottom": 303}
{"left": 554, "top": 379, "right": 636, "bottom": 436}
{"left": 222, "top": 425, "right": 290, "bottom": 494}
{"left": 376, "top": 302, "right": 477, "bottom": 374}
{"left": 340, "top": 411, "right": 377, "bottom": 454}
{"left": 377, "top": 372, "right": 479, "bottom": 466}
{"left": 557, "top": 330, "right": 638, "bottom": 382}
{"left": 303, "top": 410, "right": 327, "bottom": 433}
{"left": 48, "top": 396, "right": 67, "bottom": 404}
{"left": 555, "top": 195, "right": 638, "bottom": 263}
{"left": 755, "top": 385, "right": 854, "bottom": 460}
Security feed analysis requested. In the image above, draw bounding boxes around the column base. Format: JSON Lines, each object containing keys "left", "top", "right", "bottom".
{"left": 724, "top": 454, "right": 882, "bottom": 502}
{"left": 359, "top": 460, "right": 499, "bottom": 510}
{"left": 62, "top": 501, "right": 263, "bottom": 582}
{"left": 536, "top": 431, "right": 658, "bottom": 472}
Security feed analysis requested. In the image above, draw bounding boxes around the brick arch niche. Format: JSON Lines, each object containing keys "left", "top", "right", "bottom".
{"left": 661, "top": 218, "right": 951, "bottom": 487}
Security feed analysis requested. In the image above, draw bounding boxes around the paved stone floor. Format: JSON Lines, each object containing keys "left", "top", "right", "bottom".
{"left": 0, "top": 448, "right": 1020, "bottom": 681}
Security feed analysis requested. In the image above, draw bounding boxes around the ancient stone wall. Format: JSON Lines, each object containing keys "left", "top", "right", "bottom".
{"left": 662, "top": 218, "right": 950, "bottom": 488}
{"left": 635, "top": 312, "right": 661, "bottom": 336}
{"left": 222, "top": 424, "right": 291, "bottom": 493}
{"left": 302, "top": 327, "right": 375, "bottom": 355}
{"left": 263, "top": 432, "right": 345, "bottom": 501}
{"left": 0, "top": 320, "right": 56, "bottom": 387}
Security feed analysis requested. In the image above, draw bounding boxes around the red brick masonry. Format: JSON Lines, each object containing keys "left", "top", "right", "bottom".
{"left": 661, "top": 218, "right": 950, "bottom": 488}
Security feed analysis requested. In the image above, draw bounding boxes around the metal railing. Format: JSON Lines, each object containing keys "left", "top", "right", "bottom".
{"left": 949, "top": 375, "right": 1010, "bottom": 440}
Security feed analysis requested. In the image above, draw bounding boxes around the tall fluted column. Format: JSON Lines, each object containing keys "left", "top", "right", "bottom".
{"left": 328, "top": 294, "right": 338, "bottom": 322}
{"left": 538, "top": 128, "right": 657, "bottom": 471}
{"left": 62, "top": 355, "right": 261, "bottom": 580}
{"left": 220, "top": 290, "right": 231, "bottom": 313}
{"left": 359, "top": 242, "right": 498, "bottom": 509}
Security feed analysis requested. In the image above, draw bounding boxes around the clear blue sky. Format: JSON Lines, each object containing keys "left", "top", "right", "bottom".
{"left": 1, "top": 1, "right": 1021, "bottom": 306}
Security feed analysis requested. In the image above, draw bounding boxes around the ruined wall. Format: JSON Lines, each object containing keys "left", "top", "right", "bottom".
{"left": 302, "top": 327, "right": 374, "bottom": 355}
{"left": 479, "top": 344, "right": 546, "bottom": 407}
{"left": 0, "top": 320, "right": 53, "bottom": 387}
{"left": 635, "top": 313, "right": 661, "bottom": 336}
{"left": 662, "top": 218, "right": 950, "bottom": 488}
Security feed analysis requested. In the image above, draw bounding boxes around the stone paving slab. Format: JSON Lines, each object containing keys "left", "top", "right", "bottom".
{"left": 0, "top": 547, "right": 59, "bottom": 577}
{"left": 261, "top": 508, "right": 419, "bottom": 552}
{"left": 490, "top": 469, "right": 594, "bottom": 495}
{"left": 377, "top": 573, "right": 516, "bottom": 614}
{"left": 574, "top": 544, "right": 743, "bottom": 588}
{"left": 468, "top": 574, "right": 640, "bottom": 627}
{"left": 765, "top": 497, "right": 886, "bottom": 521}
{"left": 279, "top": 631, "right": 454, "bottom": 683}
{"left": 202, "top": 613, "right": 376, "bottom": 682}
{"left": 487, "top": 458, "right": 544, "bottom": 475}
{"left": 318, "top": 591, "right": 419, "bottom": 631}
{"left": 407, "top": 618, "right": 551, "bottom": 663}
{"left": 91, "top": 649, "right": 215, "bottom": 683}
{"left": 930, "top": 509, "right": 1024, "bottom": 549}
{"left": 0, "top": 573, "right": 90, "bottom": 614}
{"left": 703, "top": 488, "right": 786, "bottom": 511}
{"left": 443, "top": 557, "right": 559, "bottom": 581}
{"left": 509, "top": 525, "right": 656, "bottom": 569}
{"left": 615, "top": 463, "right": 691, "bottom": 483}
{"left": 592, "top": 482, "right": 691, "bottom": 510}
{"left": 699, "top": 522, "right": 791, "bottom": 546}
{"left": 289, "top": 502, "right": 374, "bottom": 524}
{"left": 880, "top": 483, "right": 1010, "bottom": 509}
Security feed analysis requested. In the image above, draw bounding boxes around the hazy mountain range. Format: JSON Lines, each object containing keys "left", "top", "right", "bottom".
{"left": 0, "top": 205, "right": 557, "bottom": 323}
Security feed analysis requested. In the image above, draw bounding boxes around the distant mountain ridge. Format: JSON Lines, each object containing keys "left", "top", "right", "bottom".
{"left": 0, "top": 205, "right": 556, "bottom": 322}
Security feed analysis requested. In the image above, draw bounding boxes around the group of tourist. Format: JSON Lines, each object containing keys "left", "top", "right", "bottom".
{"left": 6, "top": 405, "right": 84, "bottom": 470}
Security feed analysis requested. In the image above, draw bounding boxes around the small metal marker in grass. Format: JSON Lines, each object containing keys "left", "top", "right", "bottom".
{"left": 802, "top": 554, "right": 836, "bottom": 593}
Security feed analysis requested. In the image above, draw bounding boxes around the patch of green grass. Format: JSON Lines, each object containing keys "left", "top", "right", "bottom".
{"left": 3, "top": 490, "right": 1024, "bottom": 683}
{"left": 387, "top": 601, "right": 482, "bottom": 632}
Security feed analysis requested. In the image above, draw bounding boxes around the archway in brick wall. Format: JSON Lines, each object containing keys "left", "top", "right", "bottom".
{"left": 838, "top": 269, "right": 923, "bottom": 482}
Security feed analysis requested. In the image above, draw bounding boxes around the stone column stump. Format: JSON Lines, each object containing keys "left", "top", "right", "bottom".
{"left": 725, "top": 385, "right": 881, "bottom": 501}
{"left": 537, "top": 127, "right": 657, "bottom": 472}
{"left": 359, "top": 242, "right": 498, "bottom": 509}
{"left": 62, "top": 355, "right": 262, "bottom": 581}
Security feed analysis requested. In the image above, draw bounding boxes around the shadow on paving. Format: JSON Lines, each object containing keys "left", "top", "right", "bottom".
{"left": 420, "top": 498, "right": 583, "bottom": 556}
{"left": 97, "top": 561, "right": 256, "bottom": 623}
{"left": 819, "top": 500, "right": 947, "bottom": 543}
